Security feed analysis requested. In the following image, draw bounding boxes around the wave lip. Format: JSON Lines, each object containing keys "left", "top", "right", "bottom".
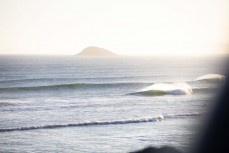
{"left": 196, "top": 73, "right": 225, "bottom": 83}
{"left": 132, "top": 82, "right": 193, "bottom": 96}
{"left": 0, "top": 115, "right": 164, "bottom": 132}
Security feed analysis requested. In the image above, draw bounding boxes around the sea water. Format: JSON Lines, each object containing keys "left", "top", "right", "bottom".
{"left": 0, "top": 55, "right": 227, "bottom": 153}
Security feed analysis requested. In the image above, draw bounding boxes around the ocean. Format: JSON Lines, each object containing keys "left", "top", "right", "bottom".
{"left": 0, "top": 55, "right": 227, "bottom": 153}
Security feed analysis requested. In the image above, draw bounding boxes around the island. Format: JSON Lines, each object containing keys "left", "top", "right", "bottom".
{"left": 76, "top": 46, "right": 117, "bottom": 56}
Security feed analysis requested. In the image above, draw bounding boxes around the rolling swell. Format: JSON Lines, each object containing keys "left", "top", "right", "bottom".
{"left": 0, "top": 82, "right": 150, "bottom": 92}
{"left": 0, "top": 73, "right": 224, "bottom": 93}
{"left": 0, "top": 112, "right": 205, "bottom": 132}
{"left": 0, "top": 75, "right": 165, "bottom": 84}
{"left": 0, "top": 82, "right": 220, "bottom": 94}
{"left": 0, "top": 115, "right": 164, "bottom": 132}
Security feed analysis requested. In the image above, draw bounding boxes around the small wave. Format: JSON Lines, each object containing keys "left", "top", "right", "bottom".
{"left": 192, "top": 87, "right": 220, "bottom": 94}
{"left": 0, "top": 112, "right": 205, "bottom": 133}
{"left": 0, "top": 115, "right": 164, "bottom": 132}
{"left": 0, "top": 102, "right": 15, "bottom": 107}
{"left": 0, "top": 78, "right": 57, "bottom": 83}
{"left": 164, "top": 112, "right": 206, "bottom": 119}
{"left": 130, "top": 82, "right": 193, "bottom": 96}
{"left": 196, "top": 73, "right": 225, "bottom": 83}
{"left": 0, "top": 75, "right": 163, "bottom": 83}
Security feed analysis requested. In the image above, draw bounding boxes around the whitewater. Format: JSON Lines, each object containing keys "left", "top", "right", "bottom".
{"left": 0, "top": 55, "right": 227, "bottom": 153}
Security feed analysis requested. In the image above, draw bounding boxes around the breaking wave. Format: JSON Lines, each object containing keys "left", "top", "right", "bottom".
{"left": 0, "top": 112, "right": 205, "bottom": 132}
{"left": 131, "top": 82, "right": 193, "bottom": 96}
{"left": 129, "top": 73, "right": 225, "bottom": 96}
{"left": 196, "top": 73, "right": 225, "bottom": 83}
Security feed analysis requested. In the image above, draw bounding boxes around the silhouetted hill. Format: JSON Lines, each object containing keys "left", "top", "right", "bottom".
{"left": 77, "top": 46, "right": 116, "bottom": 56}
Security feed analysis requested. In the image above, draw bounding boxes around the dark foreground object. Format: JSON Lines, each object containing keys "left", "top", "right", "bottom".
{"left": 131, "top": 146, "right": 182, "bottom": 153}
{"left": 193, "top": 67, "right": 229, "bottom": 153}
{"left": 132, "top": 61, "right": 229, "bottom": 153}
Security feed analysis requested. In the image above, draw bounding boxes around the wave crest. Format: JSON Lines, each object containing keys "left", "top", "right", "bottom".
{"left": 132, "top": 82, "right": 193, "bottom": 96}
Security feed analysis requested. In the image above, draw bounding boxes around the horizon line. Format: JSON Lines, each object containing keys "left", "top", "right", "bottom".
{"left": 0, "top": 52, "right": 228, "bottom": 57}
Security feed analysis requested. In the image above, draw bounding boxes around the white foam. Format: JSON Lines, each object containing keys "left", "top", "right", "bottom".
{"left": 140, "top": 82, "right": 193, "bottom": 95}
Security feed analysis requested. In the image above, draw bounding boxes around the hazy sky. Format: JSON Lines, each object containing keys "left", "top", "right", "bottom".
{"left": 0, "top": 0, "right": 229, "bottom": 56}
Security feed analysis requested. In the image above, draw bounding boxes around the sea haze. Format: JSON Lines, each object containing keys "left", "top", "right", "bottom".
{"left": 0, "top": 55, "right": 227, "bottom": 153}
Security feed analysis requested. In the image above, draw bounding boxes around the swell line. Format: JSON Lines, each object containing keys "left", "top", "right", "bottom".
{"left": 0, "top": 115, "right": 163, "bottom": 132}
{"left": 0, "top": 112, "right": 205, "bottom": 133}
{"left": 0, "top": 82, "right": 150, "bottom": 92}
{"left": 0, "top": 75, "right": 166, "bottom": 83}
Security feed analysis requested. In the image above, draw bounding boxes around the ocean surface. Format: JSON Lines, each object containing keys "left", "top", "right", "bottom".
{"left": 0, "top": 55, "right": 227, "bottom": 153}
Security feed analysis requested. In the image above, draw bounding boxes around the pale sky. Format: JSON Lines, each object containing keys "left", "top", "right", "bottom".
{"left": 0, "top": 0, "right": 229, "bottom": 56}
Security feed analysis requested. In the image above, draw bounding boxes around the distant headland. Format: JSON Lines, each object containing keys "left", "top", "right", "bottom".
{"left": 76, "top": 46, "right": 117, "bottom": 56}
